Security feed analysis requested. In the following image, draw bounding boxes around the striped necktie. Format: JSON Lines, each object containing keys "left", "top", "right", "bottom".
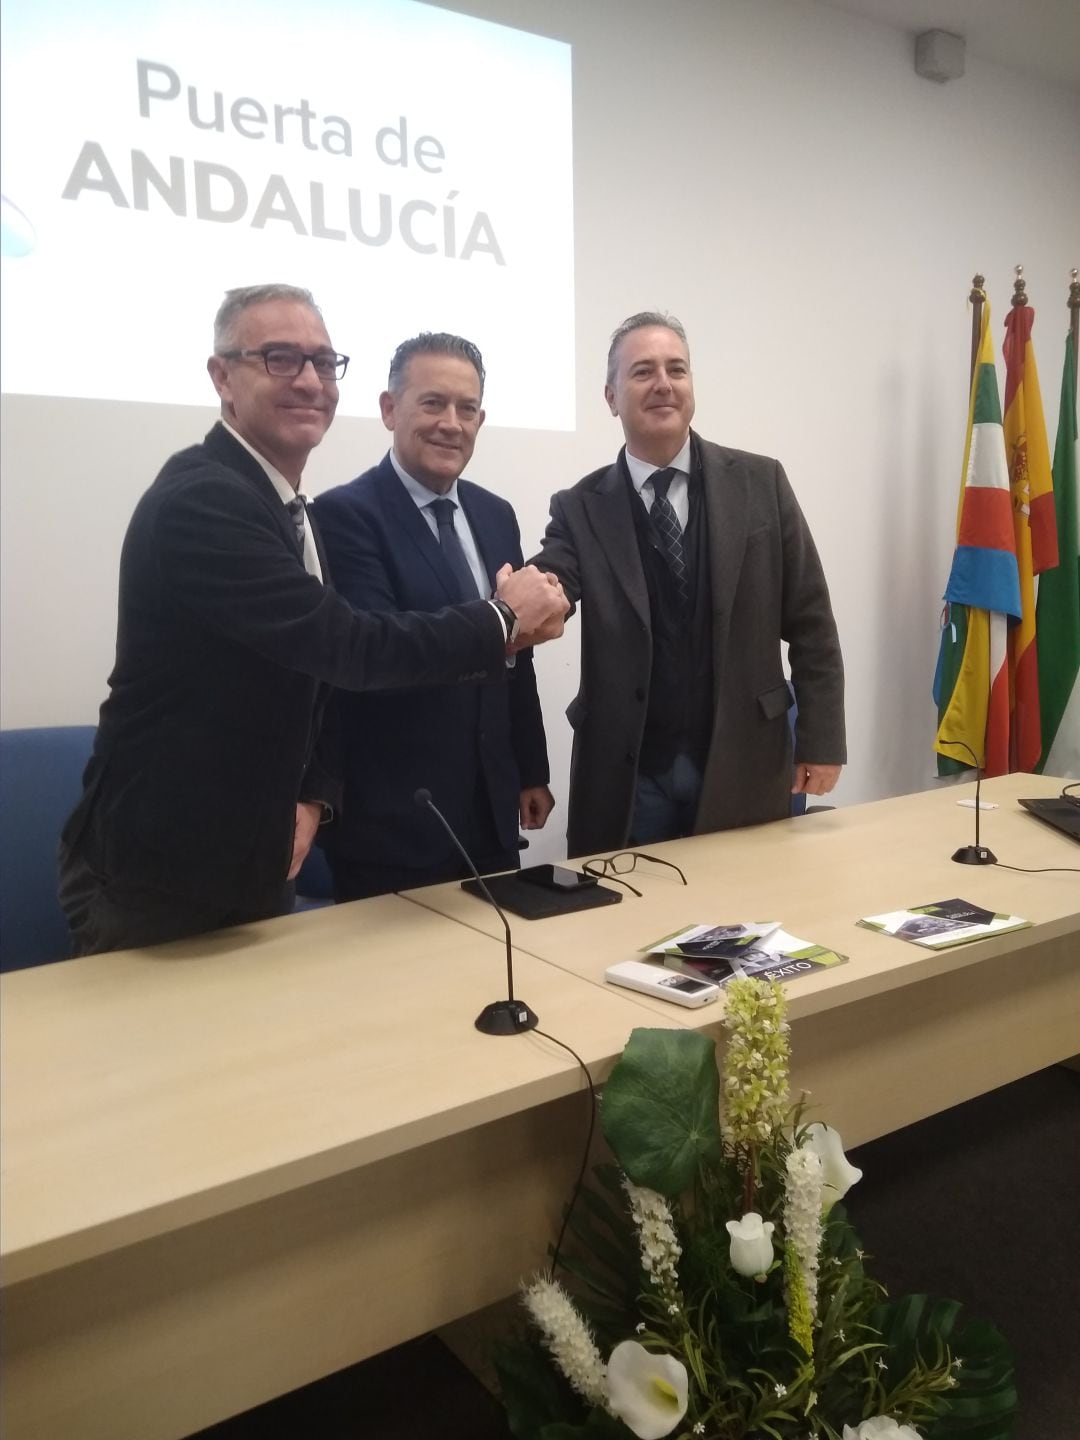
{"left": 648, "top": 468, "right": 689, "bottom": 605}
{"left": 285, "top": 495, "right": 306, "bottom": 553}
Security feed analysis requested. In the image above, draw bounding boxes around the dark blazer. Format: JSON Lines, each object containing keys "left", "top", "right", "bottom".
{"left": 533, "top": 433, "right": 845, "bottom": 858}
{"left": 311, "top": 455, "right": 549, "bottom": 876}
{"left": 62, "top": 425, "right": 505, "bottom": 915}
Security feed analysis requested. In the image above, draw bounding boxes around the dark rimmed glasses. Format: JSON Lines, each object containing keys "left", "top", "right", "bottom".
{"left": 217, "top": 345, "right": 350, "bottom": 381}
{"left": 582, "top": 850, "right": 687, "bottom": 898}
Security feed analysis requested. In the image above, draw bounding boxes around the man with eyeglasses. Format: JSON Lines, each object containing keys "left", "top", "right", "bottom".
{"left": 58, "top": 284, "right": 568, "bottom": 956}
{"left": 311, "top": 333, "right": 554, "bottom": 899}
{"left": 533, "top": 311, "right": 845, "bottom": 858}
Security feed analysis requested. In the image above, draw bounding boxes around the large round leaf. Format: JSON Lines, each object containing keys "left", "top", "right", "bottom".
{"left": 601, "top": 1029, "right": 723, "bottom": 1195}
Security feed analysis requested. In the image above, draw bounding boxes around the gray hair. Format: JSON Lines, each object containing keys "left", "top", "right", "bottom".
{"left": 387, "top": 332, "right": 486, "bottom": 398}
{"left": 213, "top": 284, "right": 322, "bottom": 352}
{"left": 606, "top": 311, "right": 689, "bottom": 385}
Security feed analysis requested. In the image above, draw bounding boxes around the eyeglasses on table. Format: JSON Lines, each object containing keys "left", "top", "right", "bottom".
{"left": 581, "top": 850, "right": 687, "bottom": 898}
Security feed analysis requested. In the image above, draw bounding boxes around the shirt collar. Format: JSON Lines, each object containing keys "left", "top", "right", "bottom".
{"left": 222, "top": 421, "right": 304, "bottom": 506}
{"left": 388, "top": 448, "right": 463, "bottom": 509}
{"left": 624, "top": 436, "right": 693, "bottom": 496}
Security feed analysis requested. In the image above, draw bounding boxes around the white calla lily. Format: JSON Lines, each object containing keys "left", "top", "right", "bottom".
{"left": 606, "top": 1340, "right": 689, "bottom": 1439}
{"left": 842, "top": 1418, "right": 923, "bottom": 1440}
{"left": 725, "top": 1211, "right": 775, "bottom": 1277}
{"left": 804, "top": 1122, "right": 863, "bottom": 1210}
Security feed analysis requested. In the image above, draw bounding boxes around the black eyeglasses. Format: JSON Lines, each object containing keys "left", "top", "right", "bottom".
{"left": 582, "top": 850, "right": 687, "bottom": 898}
{"left": 218, "top": 346, "right": 350, "bottom": 381}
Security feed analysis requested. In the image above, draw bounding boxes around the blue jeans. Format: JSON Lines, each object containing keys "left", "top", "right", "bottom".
{"left": 629, "top": 753, "right": 703, "bottom": 846}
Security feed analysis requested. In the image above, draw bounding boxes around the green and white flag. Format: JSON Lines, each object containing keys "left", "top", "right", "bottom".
{"left": 1036, "top": 333, "right": 1080, "bottom": 777}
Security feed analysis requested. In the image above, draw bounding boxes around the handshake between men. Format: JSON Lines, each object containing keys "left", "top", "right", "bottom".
{"left": 495, "top": 562, "right": 568, "bottom": 652}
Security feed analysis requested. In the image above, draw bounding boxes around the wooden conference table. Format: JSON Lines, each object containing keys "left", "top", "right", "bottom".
{"left": 410, "top": 772, "right": 1080, "bottom": 1146}
{"left": 2, "top": 774, "right": 1077, "bottom": 1439}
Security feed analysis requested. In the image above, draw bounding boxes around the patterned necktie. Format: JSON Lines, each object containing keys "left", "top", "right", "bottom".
{"left": 429, "top": 497, "right": 481, "bottom": 601}
{"left": 649, "top": 468, "right": 689, "bottom": 605}
{"left": 285, "top": 494, "right": 307, "bottom": 554}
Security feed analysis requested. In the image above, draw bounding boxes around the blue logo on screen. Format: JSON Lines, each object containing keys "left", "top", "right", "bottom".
{"left": 1, "top": 196, "right": 36, "bottom": 257}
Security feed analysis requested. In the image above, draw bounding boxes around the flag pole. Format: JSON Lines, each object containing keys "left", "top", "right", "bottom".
{"left": 969, "top": 272, "right": 985, "bottom": 387}
{"left": 1011, "top": 263, "right": 1027, "bottom": 309}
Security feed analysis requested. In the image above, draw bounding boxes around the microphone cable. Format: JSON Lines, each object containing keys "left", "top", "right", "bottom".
{"left": 531, "top": 1027, "right": 597, "bottom": 1281}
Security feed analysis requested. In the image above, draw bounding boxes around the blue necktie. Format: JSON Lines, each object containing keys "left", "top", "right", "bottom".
{"left": 429, "top": 497, "right": 480, "bottom": 601}
{"left": 649, "top": 469, "right": 689, "bottom": 605}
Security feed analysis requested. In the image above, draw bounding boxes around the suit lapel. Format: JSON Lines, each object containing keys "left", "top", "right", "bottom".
{"left": 699, "top": 436, "right": 750, "bottom": 677}
{"left": 308, "top": 511, "right": 334, "bottom": 589}
{"left": 374, "top": 456, "right": 462, "bottom": 604}
{"left": 457, "top": 481, "right": 496, "bottom": 593}
{"left": 582, "top": 456, "right": 650, "bottom": 628}
{"left": 203, "top": 423, "right": 303, "bottom": 555}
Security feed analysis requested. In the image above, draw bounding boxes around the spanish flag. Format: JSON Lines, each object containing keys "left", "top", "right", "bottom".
{"left": 1002, "top": 304, "right": 1059, "bottom": 773}
{"left": 934, "top": 302, "right": 1021, "bottom": 775}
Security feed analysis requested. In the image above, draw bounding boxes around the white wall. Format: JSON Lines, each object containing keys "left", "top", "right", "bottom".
{"left": 2, "top": 0, "right": 1078, "bottom": 862}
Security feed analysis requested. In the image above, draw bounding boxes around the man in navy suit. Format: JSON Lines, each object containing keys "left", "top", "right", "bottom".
{"left": 59, "top": 292, "right": 567, "bottom": 954}
{"left": 312, "top": 333, "right": 553, "bottom": 899}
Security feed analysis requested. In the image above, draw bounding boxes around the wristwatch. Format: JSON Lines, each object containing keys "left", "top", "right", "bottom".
{"left": 491, "top": 597, "right": 521, "bottom": 644}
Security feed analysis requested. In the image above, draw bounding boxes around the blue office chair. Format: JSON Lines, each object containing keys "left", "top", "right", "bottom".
{"left": 0, "top": 726, "right": 96, "bottom": 971}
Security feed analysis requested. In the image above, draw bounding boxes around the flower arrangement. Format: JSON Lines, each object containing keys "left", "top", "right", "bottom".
{"left": 497, "top": 978, "right": 1015, "bottom": 1440}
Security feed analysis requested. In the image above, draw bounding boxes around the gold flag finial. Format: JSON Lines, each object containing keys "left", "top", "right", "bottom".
{"left": 1011, "top": 264, "right": 1027, "bottom": 307}
{"left": 1069, "top": 268, "right": 1079, "bottom": 315}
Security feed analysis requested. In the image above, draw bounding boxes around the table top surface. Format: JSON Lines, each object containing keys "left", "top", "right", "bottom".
{"left": 0, "top": 893, "right": 682, "bottom": 1282}
{"left": 3, "top": 774, "right": 1076, "bottom": 1283}
{"left": 405, "top": 773, "right": 1080, "bottom": 1028}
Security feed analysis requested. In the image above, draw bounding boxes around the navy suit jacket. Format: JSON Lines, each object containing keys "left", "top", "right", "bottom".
{"left": 312, "top": 455, "right": 549, "bottom": 875}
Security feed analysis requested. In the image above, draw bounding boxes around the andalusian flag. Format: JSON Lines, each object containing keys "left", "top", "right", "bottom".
{"left": 935, "top": 302, "right": 1022, "bottom": 775}
{"left": 1036, "top": 332, "right": 1079, "bottom": 776}
{"left": 1002, "top": 305, "right": 1059, "bottom": 772}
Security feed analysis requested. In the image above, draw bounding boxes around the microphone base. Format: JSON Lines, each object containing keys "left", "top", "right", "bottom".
{"left": 952, "top": 845, "right": 997, "bottom": 865}
{"left": 475, "top": 999, "right": 539, "bottom": 1036}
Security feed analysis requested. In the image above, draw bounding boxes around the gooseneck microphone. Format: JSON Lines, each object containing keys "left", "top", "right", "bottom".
{"left": 414, "top": 788, "right": 539, "bottom": 1035}
{"left": 936, "top": 739, "right": 996, "bottom": 865}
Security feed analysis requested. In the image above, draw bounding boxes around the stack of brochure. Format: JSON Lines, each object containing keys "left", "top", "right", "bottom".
{"left": 642, "top": 922, "right": 848, "bottom": 987}
{"left": 857, "top": 898, "right": 1031, "bottom": 949}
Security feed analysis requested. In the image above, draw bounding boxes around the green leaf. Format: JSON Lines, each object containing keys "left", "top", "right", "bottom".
{"left": 872, "top": 1295, "right": 1017, "bottom": 1440}
{"left": 495, "top": 1341, "right": 584, "bottom": 1440}
{"left": 540, "top": 1411, "right": 628, "bottom": 1439}
{"left": 564, "top": 1207, "right": 639, "bottom": 1285}
{"left": 601, "top": 1029, "right": 723, "bottom": 1195}
{"left": 553, "top": 1253, "right": 628, "bottom": 1308}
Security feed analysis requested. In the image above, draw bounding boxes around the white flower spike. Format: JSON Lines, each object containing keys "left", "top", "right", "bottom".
{"left": 725, "top": 1212, "right": 775, "bottom": 1277}
{"left": 606, "top": 1340, "right": 689, "bottom": 1440}
{"left": 521, "top": 1277, "right": 607, "bottom": 1407}
{"left": 803, "top": 1123, "right": 863, "bottom": 1211}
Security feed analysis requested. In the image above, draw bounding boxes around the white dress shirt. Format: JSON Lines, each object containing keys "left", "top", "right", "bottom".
{"left": 388, "top": 449, "right": 490, "bottom": 598}
{"left": 223, "top": 421, "right": 323, "bottom": 582}
{"left": 625, "top": 436, "right": 692, "bottom": 530}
